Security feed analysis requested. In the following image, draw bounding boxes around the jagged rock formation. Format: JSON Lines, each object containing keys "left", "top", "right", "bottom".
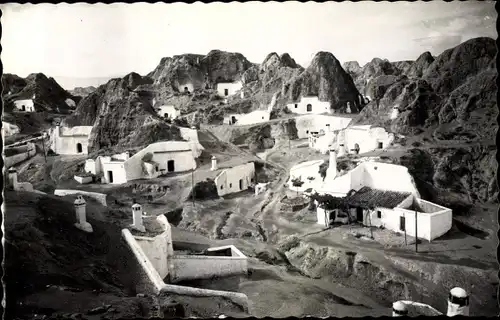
{"left": 283, "top": 52, "right": 363, "bottom": 113}
{"left": 63, "top": 72, "right": 183, "bottom": 152}
{"left": 2, "top": 73, "right": 80, "bottom": 113}
{"left": 69, "top": 86, "right": 97, "bottom": 97}
{"left": 352, "top": 37, "right": 497, "bottom": 204}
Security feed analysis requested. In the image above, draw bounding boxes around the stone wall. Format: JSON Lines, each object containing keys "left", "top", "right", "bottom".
{"left": 54, "top": 189, "right": 107, "bottom": 206}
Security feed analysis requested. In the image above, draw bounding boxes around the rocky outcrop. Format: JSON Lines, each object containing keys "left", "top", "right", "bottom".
{"left": 2, "top": 73, "right": 79, "bottom": 113}
{"left": 422, "top": 37, "right": 496, "bottom": 96}
{"left": 69, "top": 86, "right": 97, "bottom": 97}
{"left": 284, "top": 52, "right": 363, "bottom": 113}
{"left": 63, "top": 72, "right": 182, "bottom": 152}
{"left": 405, "top": 52, "right": 434, "bottom": 79}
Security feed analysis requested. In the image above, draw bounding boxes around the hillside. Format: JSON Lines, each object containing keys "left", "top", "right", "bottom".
{"left": 4, "top": 191, "right": 248, "bottom": 319}
{"left": 350, "top": 37, "right": 497, "bottom": 206}
{"left": 2, "top": 73, "right": 80, "bottom": 113}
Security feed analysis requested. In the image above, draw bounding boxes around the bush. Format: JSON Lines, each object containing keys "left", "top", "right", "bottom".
{"left": 411, "top": 141, "right": 422, "bottom": 147}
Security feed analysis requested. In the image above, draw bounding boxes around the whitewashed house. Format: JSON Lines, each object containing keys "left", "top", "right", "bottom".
{"left": 286, "top": 96, "right": 332, "bottom": 115}
{"left": 177, "top": 82, "right": 195, "bottom": 94}
{"left": 295, "top": 114, "right": 353, "bottom": 139}
{"left": 339, "top": 125, "right": 395, "bottom": 154}
{"left": 2, "top": 121, "right": 20, "bottom": 137}
{"left": 85, "top": 141, "right": 200, "bottom": 184}
{"left": 224, "top": 110, "right": 270, "bottom": 126}
{"left": 156, "top": 105, "right": 179, "bottom": 119}
{"left": 214, "top": 161, "right": 255, "bottom": 197}
{"left": 304, "top": 153, "right": 451, "bottom": 241}
{"left": 51, "top": 125, "right": 93, "bottom": 155}
{"left": 13, "top": 97, "right": 35, "bottom": 112}
{"left": 216, "top": 81, "right": 243, "bottom": 98}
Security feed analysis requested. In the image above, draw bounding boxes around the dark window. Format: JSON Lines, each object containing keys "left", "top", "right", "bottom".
{"left": 306, "top": 130, "right": 309, "bottom": 134}
{"left": 294, "top": 104, "right": 298, "bottom": 108}
{"left": 167, "top": 160, "right": 175, "bottom": 172}
{"left": 400, "top": 216, "right": 406, "bottom": 231}
{"left": 377, "top": 211, "right": 381, "bottom": 219}
{"left": 220, "top": 185, "right": 223, "bottom": 190}
{"left": 326, "top": 124, "right": 330, "bottom": 127}
{"left": 306, "top": 104, "right": 312, "bottom": 112}
{"left": 239, "top": 179, "right": 243, "bottom": 190}
{"left": 155, "top": 166, "right": 159, "bottom": 172}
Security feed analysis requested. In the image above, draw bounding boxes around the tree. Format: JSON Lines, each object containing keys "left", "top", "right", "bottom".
{"left": 291, "top": 177, "right": 304, "bottom": 196}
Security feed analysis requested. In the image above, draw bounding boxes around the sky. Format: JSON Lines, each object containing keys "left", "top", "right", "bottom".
{"left": 1, "top": 1, "right": 497, "bottom": 89}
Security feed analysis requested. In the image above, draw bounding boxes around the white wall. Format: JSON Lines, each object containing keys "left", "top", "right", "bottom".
{"left": 309, "top": 131, "right": 337, "bottom": 154}
{"left": 54, "top": 189, "right": 108, "bottom": 206}
{"left": 14, "top": 99, "right": 35, "bottom": 112}
{"left": 136, "top": 232, "right": 171, "bottom": 279}
{"left": 52, "top": 126, "right": 92, "bottom": 155}
{"left": 157, "top": 105, "right": 179, "bottom": 119}
{"left": 179, "top": 127, "right": 204, "bottom": 154}
{"left": 101, "top": 160, "right": 128, "bottom": 184}
{"left": 286, "top": 96, "right": 331, "bottom": 115}
{"left": 344, "top": 126, "right": 394, "bottom": 154}
{"left": 429, "top": 209, "right": 453, "bottom": 240}
{"left": 392, "top": 208, "right": 432, "bottom": 241}
{"left": 316, "top": 207, "right": 331, "bottom": 226}
{"left": 295, "top": 115, "right": 353, "bottom": 139}
{"left": 124, "top": 141, "right": 197, "bottom": 182}
{"left": 358, "top": 162, "right": 420, "bottom": 197}
{"left": 216, "top": 81, "right": 243, "bottom": 97}
{"left": 215, "top": 162, "right": 255, "bottom": 197}
{"left": 2, "top": 121, "right": 20, "bottom": 137}
{"left": 288, "top": 160, "right": 325, "bottom": 193}
{"left": 170, "top": 247, "right": 247, "bottom": 283}
{"left": 223, "top": 110, "right": 270, "bottom": 126}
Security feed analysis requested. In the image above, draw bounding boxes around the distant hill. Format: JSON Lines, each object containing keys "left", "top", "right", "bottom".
{"left": 69, "top": 86, "right": 97, "bottom": 97}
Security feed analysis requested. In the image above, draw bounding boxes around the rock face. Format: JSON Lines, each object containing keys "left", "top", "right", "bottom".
{"left": 352, "top": 37, "right": 497, "bottom": 204}
{"left": 63, "top": 72, "right": 183, "bottom": 152}
{"left": 2, "top": 73, "right": 80, "bottom": 113}
{"left": 69, "top": 86, "right": 97, "bottom": 97}
{"left": 284, "top": 52, "right": 363, "bottom": 113}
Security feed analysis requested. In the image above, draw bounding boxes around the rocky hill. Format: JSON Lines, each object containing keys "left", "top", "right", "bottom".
{"left": 62, "top": 72, "right": 184, "bottom": 153}
{"left": 69, "top": 86, "right": 97, "bottom": 97}
{"left": 351, "top": 37, "right": 498, "bottom": 205}
{"left": 2, "top": 73, "right": 80, "bottom": 113}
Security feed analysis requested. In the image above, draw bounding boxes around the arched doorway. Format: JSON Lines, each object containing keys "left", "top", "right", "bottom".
{"left": 167, "top": 160, "right": 175, "bottom": 172}
{"left": 306, "top": 104, "right": 312, "bottom": 112}
{"left": 21, "top": 105, "right": 26, "bottom": 111}
{"left": 76, "top": 143, "right": 83, "bottom": 153}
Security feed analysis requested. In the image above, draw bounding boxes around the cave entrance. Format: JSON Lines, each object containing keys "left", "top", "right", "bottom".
{"left": 167, "top": 160, "right": 175, "bottom": 172}
{"left": 76, "top": 143, "right": 83, "bottom": 153}
{"left": 399, "top": 216, "right": 406, "bottom": 232}
{"left": 107, "top": 171, "right": 114, "bottom": 184}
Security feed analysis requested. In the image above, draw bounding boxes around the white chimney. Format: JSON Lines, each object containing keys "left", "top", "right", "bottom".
{"left": 346, "top": 102, "right": 352, "bottom": 114}
{"left": 131, "top": 203, "right": 146, "bottom": 232}
{"left": 447, "top": 287, "right": 469, "bottom": 316}
{"left": 8, "top": 168, "right": 18, "bottom": 189}
{"left": 74, "top": 196, "right": 93, "bottom": 233}
{"left": 326, "top": 148, "right": 337, "bottom": 179}
{"left": 392, "top": 301, "right": 408, "bottom": 317}
{"left": 211, "top": 156, "right": 218, "bottom": 171}
{"left": 391, "top": 106, "right": 400, "bottom": 120}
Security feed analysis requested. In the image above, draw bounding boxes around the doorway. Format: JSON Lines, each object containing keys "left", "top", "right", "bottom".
{"left": 378, "top": 142, "right": 383, "bottom": 149}
{"left": 399, "top": 216, "right": 406, "bottom": 231}
{"left": 356, "top": 207, "right": 363, "bottom": 223}
{"left": 239, "top": 179, "right": 243, "bottom": 190}
{"left": 306, "top": 104, "right": 312, "bottom": 112}
{"left": 184, "top": 87, "right": 189, "bottom": 93}
{"left": 107, "top": 171, "right": 114, "bottom": 183}
{"left": 76, "top": 143, "right": 83, "bottom": 153}
{"left": 354, "top": 143, "right": 360, "bottom": 154}
{"left": 21, "top": 105, "right": 26, "bottom": 111}
{"left": 167, "top": 160, "right": 175, "bottom": 172}
{"left": 224, "top": 88, "right": 229, "bottom": 96}
{"left": 231, "top": 116, "right": 237, "bottom": 124}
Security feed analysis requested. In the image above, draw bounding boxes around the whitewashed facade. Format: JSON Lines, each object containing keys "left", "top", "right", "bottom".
{"left": 216, "top": 81, "right": 243, "bottom": 98}
{"left": 13, "top": 99, "right": 35, "bottom": 112}
{"left": 215, "top": 162, "right": 255, "bottom": 196}
{"left": 51, "top": 125, "right": 93, "bottom": 155}
{"left": 286, "top": 96, "right": 331, "bottom": 115}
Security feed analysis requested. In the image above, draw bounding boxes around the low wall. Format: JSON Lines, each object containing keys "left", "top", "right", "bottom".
{"left": 54, "top": 189, "right": 107, "bottom": 206}
{"left": 4, "top": 145, "right": 36, "bottom": 168}
{"left": 170, "top": 254, "right": 248, "bottom": 283}
{"left": 74, "top": 175, "right": 93, "bottom": 184}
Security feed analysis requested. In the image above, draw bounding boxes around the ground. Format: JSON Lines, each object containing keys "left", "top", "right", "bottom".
{"left": 8, "top": 128, "right": 499, "bottom": 317}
